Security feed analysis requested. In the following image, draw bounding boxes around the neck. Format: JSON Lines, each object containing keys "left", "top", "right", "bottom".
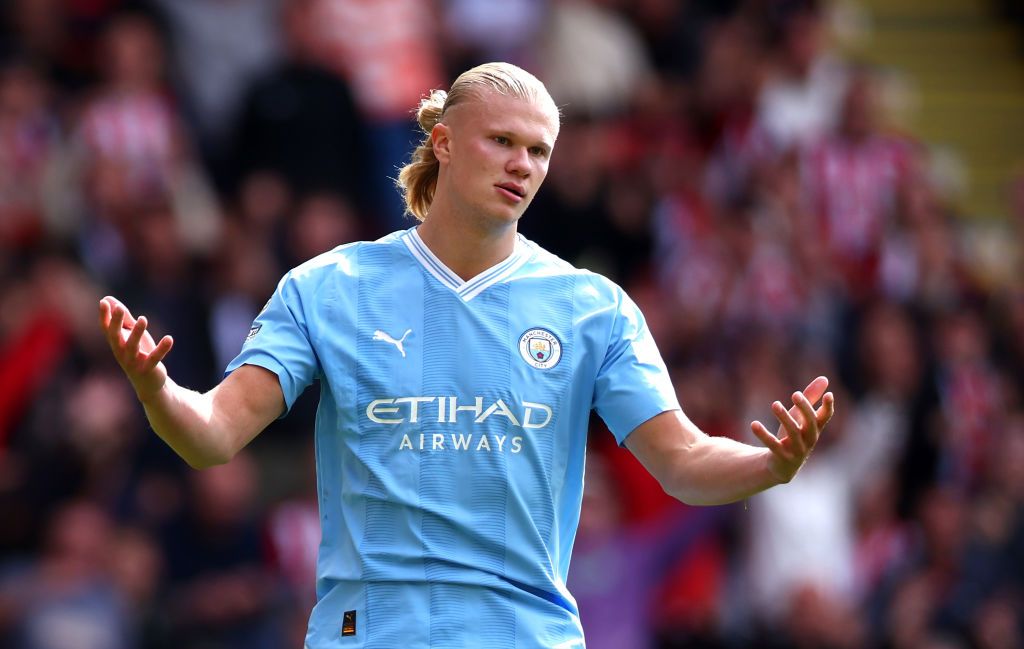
{"left": 417, "top": 203, "right": 518, "bottom": 281}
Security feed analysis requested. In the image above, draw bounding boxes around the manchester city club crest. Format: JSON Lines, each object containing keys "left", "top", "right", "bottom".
{"left": 518, "top": 328, "right": 562, "bottom": 369}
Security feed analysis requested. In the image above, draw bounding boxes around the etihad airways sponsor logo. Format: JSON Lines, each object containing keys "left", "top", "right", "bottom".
{"left": 365, "top": 396, "right": 553, "bottom": 454}
{"left": 365, "top": 396, "right": 552, "bottom": 429}
{"left": 399, "top": 432, "right": 523, "bottom": 453}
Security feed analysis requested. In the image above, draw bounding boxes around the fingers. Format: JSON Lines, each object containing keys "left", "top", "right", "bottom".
{"left": 770, "top": 387, "right": 822, "bottom": 458}
{"left": 792, "top": 391, "right": 819, "bottom": 451}
{"left": 99, "top": 296, "right": 166, "bottom": 365}
{"left": 772, "top": 399, "right": 806, "bottom": 455}
{"left": 800, "top": 376, "right": 829, "bottom": 405}
{"left": 108, "top": 302, "right": 125, "bottom": 339}
{"left": 103, "top": 295, "right": 131, "bottom": 317}
{"left": 140, "top": 335, "right": 174, "bottom": 373}
{"left": 785, "top": 375, "right": 829, "bottom": 425}
{"left": 125, "top": 315, "right": 147, "bottom": 356}
{"left": 100, "top": 300, "right": 123, "bottom": 359}
{"left": 816, "top": 392, "right": 835, "bottom": 428}
{"left": 98, "top": 298, "right": 172, "bottom": 399}
{"left": 750, "top": 420, "right": 785, "bottom": 455}
{"left": 756, "top": 380, "right": 835, "bottom": 484}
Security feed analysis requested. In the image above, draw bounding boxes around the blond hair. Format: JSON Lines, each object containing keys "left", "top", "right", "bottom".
{"left": 395, "top": 62, "right": 557, "bottom": 221}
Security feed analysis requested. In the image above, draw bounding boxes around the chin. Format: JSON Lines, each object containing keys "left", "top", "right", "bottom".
{"left": 477, "top": 202, "right": 526, "bottom": 226}
{"left": 480, "top": 212, "right": 521, "bottom": 229}
{"left": 501, "top": 204, "right": 530, "bottom": 222}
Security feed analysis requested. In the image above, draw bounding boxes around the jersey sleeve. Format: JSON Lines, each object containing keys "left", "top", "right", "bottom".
{"left": 225, "top": 271, "right": 321, "bottom": 415}
{"left": 592, "top": 290, "right": 680, "bottom": 445}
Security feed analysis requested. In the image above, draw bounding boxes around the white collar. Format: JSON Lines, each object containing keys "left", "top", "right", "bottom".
{"left": 402, "top": 227, "right": 532, "bottom": 302}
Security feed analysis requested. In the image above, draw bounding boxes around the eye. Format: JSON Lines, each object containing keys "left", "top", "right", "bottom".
{"left": 529, "top": 146, "right": 548, "bottom": 158}
{"left": 493, "top": 136, "right": 510, "bottom": 145}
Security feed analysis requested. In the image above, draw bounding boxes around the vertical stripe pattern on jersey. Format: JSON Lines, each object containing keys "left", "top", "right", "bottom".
{"left": 419, "top": 281, "right": 466, "bottom": 645}
{"left": 469, "top": 285, "right": 515, "bottom": 647}
{"left": 357, "top": 244, "right": 416, "bottom": 647}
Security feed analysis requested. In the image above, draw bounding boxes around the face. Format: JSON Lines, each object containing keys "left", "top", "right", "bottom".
{"left": 840, "top": 76, "right": 876, "bottom": 139}
{"left": 105, "top": 17, "right": 164, "bottom": 89}
{"left": 432, "top": 89, "right": 559, "bottom": 227}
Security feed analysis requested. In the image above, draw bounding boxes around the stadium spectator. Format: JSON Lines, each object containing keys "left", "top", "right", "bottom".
{"left": 756, "top": 0, "right": 849, "bottom": 154}
{"left": 229, "top": 0, "right": 373, "bottom": 219}
{"left": 160, "top": 452, "right": 283, "bottom": 648}
{"left": 0, "top": 57, "right": 61, "bottom": 250}
{"left": 55, "top": 10, "right": 220, "bottom": 285}
{"left": 800, "top": 67, "right": 917, "bottom": 301}
{"left": 148, "top": 0, "right": 282, "bottom": 163}
{"left": 439, "top": 0, "right": 547, "bottom": 70}
{"left": 0, "top": 500, "right": 133, "bottom": 649}
{"left": 536, "top": 0, "right": 654, "bottom": 118}
{"left": 311, "top": 0, "right": 445, "bottom": 230}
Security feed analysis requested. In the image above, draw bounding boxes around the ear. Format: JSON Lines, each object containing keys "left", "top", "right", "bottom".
{"left": 431, "top": 122, "right": 452, "bottom": 165}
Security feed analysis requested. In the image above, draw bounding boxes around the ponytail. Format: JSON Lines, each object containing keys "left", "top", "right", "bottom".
{"left": 395, "top": 89, "right": 447, "bottom": 221}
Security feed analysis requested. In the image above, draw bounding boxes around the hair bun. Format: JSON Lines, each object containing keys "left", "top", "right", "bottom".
{"left": 416, "top": 89, "right": 447, "bottom": 133}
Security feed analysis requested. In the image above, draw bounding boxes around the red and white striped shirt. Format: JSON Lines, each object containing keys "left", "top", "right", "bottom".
{"left": 313, "top": 0, "right": 443, "bottom": 120}
{"left": 79, "top": 91, "right": 179, "bottom": 193}
{"left": 802, "top": 135, "right": 913, "bottom": 260}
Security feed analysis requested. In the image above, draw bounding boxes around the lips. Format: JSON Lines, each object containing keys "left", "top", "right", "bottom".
{"left": 496, "top": 182, "right": 526, "bottom": 199}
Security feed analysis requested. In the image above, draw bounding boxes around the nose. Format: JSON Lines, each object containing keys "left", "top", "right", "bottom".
{"left": 506, "top": 146, "right": 530, "bottom": 177}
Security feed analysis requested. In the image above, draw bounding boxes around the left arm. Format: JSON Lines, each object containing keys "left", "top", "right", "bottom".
{"left": 625, "top": 376, "right": 835, "bottom": 506}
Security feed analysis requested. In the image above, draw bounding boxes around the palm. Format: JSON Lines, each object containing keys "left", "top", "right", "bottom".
{"left": 750, "top": 376, "right": 835, "bottom": 483}
{"left": 99, "top": 297, "right": 174, "bottom": 401}
{"left": 133, "top": 326, "right": 159, "bottom": 355}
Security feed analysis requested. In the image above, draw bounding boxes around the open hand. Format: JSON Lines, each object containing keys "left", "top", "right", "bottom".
{"left": 750, "top": 376, "right": 835, "bottom": 484}
{"left": 99, "top": 296, "right": 174, "bottom": 402}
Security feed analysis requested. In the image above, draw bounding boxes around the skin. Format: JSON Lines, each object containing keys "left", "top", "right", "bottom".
{"left": 417, "top": 88, "right": 560, "bottom": 280}
{"left": 99, "top": 84, "right": 834, "bottom": 503}
{"left": 99, "top": 296, "right": 282, "bottom": 468}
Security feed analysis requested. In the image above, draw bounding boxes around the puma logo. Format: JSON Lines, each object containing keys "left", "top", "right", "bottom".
{"left": 372, "top": 329, "right": 412, "bottom": 357}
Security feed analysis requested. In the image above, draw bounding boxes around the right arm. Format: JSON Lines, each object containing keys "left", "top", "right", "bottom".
{"left": 100, "top": 296, "right": 284, "bottom": 469}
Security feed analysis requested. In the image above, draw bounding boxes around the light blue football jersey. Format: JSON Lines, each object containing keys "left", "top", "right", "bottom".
{"left": 227, "top": 227, "right": 680, "bottom": 648}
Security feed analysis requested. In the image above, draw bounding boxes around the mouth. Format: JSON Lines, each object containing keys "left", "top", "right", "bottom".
{"left": 495, "top": 183, "right": 526, "bottom": 202}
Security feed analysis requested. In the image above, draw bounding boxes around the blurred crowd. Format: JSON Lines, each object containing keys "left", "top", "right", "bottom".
{"left": 0, "top": 0, "right": 1022, "bottom": 648}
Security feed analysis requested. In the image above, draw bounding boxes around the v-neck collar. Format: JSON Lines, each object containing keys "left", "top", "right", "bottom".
{"left": 402, "top": 227, "right": 532, "bottom": 302}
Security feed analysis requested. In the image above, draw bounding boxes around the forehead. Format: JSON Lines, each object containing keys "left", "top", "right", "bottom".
{"left": 449, "top": 89, "right": 560, "bottom": 146}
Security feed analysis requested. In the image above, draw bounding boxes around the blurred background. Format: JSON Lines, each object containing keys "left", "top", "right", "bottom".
{"left": 1, "top": 0, "right": 1023, "bottom": 647}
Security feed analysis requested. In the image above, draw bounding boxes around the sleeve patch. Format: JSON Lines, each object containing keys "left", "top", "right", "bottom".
{"left": 245, "top": 324, "right": 262, "bottom": 342}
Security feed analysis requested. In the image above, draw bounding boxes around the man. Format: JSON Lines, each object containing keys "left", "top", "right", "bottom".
{"left": 100, "top": 62, "right": 834, "bottom": 648}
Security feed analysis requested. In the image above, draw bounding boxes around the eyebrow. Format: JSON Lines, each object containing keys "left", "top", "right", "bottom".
{"left": 493, "top": 130, "right": 554, "bottom": 153}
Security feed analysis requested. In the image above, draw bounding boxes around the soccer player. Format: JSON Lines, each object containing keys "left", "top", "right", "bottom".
{"left": 99, "top": 62, "right": 834, "bottom": 648}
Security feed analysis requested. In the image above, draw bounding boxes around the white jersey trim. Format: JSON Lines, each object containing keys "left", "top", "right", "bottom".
{"left": 403, "top": 228, "right": 532, "bottom": 302}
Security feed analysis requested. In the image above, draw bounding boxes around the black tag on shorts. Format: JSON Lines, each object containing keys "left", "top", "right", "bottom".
{"left": 342, "top": 610, "right": 357, "bottom": 637}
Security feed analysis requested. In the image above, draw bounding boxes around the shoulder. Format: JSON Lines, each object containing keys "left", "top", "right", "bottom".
{"left": 285, "top": 241, "right": 362, "bottom": 287}
{"left": 518, "top": 236, "right": 630, "bottom": 308}
{"left": 284, "top": 230, "right": 408, "bottom": 287}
